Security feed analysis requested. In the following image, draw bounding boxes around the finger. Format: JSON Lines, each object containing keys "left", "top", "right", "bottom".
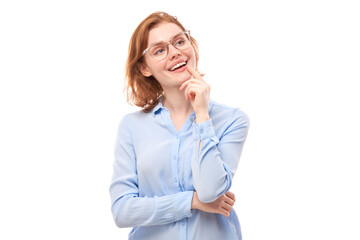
{"left": 225, "top": 193, "right": 236, "bottom": 202}
{"left": 179, "top": 76, "right": 196, "bottom": 90}
{"left": 186, "top": 66, "right": 201, "bottom": 79}
{"left": 184, "top": 86, "right": 192, "bottom": 101}
{"left": 185, "top": 86, "right": 196, "bottom": 101}
{"left": 179, "top": 80, "right": 189, "bottom": 91}
{"left": 179, "top": 78, "right": 197, "bottom": 91}
{"left": 224, "top": 195, "right": 235, "bottom": 206}
{"left": 185, "top": 85, "right": 201, "bottom": 101}
{"left": 225, "top": 191, "right": 236, "bottom": 202}
{"left": 184, "top": 85, "right": 193, "bottom": 100}
{"left": 184, "top": 83, "right": 202, "bottom": 95}
{"left": 221, "top": 202, "right": 232, "bottom": 212}
{"left": 219, "top": 209, "right": 230, "bottom": 218}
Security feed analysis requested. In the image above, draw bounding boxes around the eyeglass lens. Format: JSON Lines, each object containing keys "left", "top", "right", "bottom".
{"left": 148, "top": 32, "right": 190, "bottom": 60}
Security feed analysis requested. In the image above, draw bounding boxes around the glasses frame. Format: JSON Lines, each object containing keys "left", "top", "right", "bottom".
{"left": 142, "top": 30, "right": 191, "bottom": 60}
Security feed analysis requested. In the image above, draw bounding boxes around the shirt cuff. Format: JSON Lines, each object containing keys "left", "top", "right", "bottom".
{"left": 193, "top": 119, "right": 218, "bottom": 141}
{"left": 174, "top": 191, "right": 193, "bottom": 219}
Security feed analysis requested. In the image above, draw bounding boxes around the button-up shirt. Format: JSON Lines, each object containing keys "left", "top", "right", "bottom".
{"left": 110, "top": 98, "right": 249, "bottom": 240}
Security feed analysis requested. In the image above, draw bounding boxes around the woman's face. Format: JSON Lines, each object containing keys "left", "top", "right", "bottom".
{"left": 141, "top": 22, "right": 196, "bottom": 89}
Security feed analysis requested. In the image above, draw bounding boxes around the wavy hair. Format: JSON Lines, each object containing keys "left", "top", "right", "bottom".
{"left": 124, "top": 11, "right": 201, "bottom": 113}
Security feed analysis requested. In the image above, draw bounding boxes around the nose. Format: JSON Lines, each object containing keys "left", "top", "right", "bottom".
{"left": 167, "top": 44, "right": 181, "bottom": 59}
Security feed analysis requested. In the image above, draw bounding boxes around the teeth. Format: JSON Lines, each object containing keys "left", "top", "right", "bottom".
{"left": 170, "top": 61, "right": 186, "bottom": 71}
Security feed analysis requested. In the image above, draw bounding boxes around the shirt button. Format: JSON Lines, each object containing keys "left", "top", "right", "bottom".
{"left": 200, "top": 129, "right": 204, "bottom": 134}
{"left": 190, "top": 117, "right": 194, "bottom": 121}
{"left": 181, "top": 221, "right": 185, "bottom": 226}
{"left": 174, "top": 178, "right": 178, "bottom": 184}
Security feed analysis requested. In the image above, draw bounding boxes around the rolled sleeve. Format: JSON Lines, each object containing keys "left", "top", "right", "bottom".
{"left": 193, "top": 119, "right": 219, "bottom": 143}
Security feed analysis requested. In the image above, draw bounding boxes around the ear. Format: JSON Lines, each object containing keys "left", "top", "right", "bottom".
{"left": 139, "top": 63, "right": 152, "bottom": 77}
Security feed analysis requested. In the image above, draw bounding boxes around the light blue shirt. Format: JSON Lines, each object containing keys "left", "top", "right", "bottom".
{"left": 110, "top": 97, "right": 249, "bottom": 240}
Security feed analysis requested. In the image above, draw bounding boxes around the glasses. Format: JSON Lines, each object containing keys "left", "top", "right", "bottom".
{"left": 142, "top": 30, "right": 191, "bottom": 61}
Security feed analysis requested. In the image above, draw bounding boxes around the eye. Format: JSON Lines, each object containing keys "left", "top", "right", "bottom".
{"left": 153, "top": 48, "right": 166, "bottom": 55}
{"left": 175, "top": 40, "right": 185, "bottom": 46}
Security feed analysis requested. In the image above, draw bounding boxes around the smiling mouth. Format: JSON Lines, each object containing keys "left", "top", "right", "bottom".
{"left": 169, "top": 61, "right": 187, "bottom": 71}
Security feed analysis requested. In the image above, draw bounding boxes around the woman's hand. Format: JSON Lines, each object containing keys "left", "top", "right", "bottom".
{"left": 191, "top": 191, "right": 236, "bottom": 218}
{"left": 179, "top": 66, "right": 210, "bottom": 122}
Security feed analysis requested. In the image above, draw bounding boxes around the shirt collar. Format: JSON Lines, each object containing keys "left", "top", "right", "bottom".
{"left": 152, "top": 96, "right": 214, "bottom": 116}
{"left": 152, "top": 96, "right": 166, "bottom": 116}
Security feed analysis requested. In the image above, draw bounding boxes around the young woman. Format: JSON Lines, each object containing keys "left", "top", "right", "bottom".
{"left": 110, "top": 11, "right": 249, "bottom": 240}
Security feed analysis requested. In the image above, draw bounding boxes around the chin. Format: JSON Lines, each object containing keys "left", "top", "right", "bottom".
{"left": 176, "top": 72, "right": 191, "bottom": 83}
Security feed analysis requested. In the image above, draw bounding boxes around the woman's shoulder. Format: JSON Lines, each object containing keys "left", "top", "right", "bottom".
{"left": 121, "top": 109, "right": 147, "bottom": 120}
{"left": 209, "top": 99, "right": 250, "bottom": 136}
{"left": 210, "top": 99, "right": 249, "bottom": 123}
{"left": 117, "top": 108, "right": 153, "bottom": 129}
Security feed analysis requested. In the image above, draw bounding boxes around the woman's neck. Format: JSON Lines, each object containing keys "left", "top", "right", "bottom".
{"left": 162, "top": 88, "right": 193, "bottom": 117}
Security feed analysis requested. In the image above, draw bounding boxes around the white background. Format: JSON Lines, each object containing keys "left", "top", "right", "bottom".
{"left": 0, "top": 0, "right": 359, "bottom": 239}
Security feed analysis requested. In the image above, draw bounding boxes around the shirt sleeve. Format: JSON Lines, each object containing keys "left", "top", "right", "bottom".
{"left": 109, "top": 115, "right": 193, "bottom": 228}
{"left": 191, "top": 109, "right": 250, "bottom": 203}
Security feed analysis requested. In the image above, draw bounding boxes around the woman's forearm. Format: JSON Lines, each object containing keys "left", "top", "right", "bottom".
{"left": 191, "top": 110, "right": 249, "bottom": 203}
{"left": 191, "top": 191, "right": 236, "bottom": 218}
{"left": 111, "top": 191, "right": 193, "bottom": 228}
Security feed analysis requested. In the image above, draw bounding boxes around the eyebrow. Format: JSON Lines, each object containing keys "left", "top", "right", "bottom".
{"left": 147, "top": 31, "right": 184, "bottom": 47}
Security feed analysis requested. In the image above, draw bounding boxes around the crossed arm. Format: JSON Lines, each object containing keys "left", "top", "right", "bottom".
{"left": 110, "top": 111, "right": 249, "bottom": 227}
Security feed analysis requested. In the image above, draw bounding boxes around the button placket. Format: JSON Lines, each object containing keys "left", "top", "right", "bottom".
{"left": 172, "top": 136, "right": 181, "bottom": 187}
